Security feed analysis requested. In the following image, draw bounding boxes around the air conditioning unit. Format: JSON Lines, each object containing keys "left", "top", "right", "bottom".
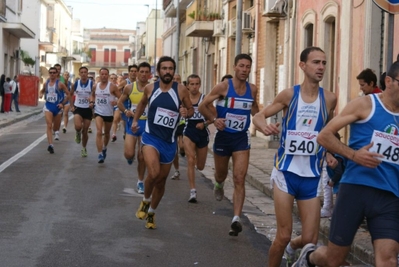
{"left": 264, "top": 0, "right": 278, "bottom": 13}
{"left": 228, "top": 19, "right": 236, "bottom": 38}
{"left": 242, "top": 12, "right": 254, "bottom": 32}
{"left": 263, "top": 0, "right": 287, "bottom": 17}
{"left": 213, "top": 20, "right": 224, "bottom": 37}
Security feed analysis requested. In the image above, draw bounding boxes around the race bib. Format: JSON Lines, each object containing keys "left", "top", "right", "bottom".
{"left": 190, "top": 107, "right": 204, "bottom": 120}
{"left": 284, "top": 130, "right": 318, "bottom": 155}
{"left": 370, "top": 130, "right": 399, "bottom": 165}
{"left": 131, "top": 104, "right": 148, "bottom": 117}
{"left": 46, "top": 92, "right": 57, "bottom": 103}
{"left": 153, "top": 107, "right": 179, "bottom": 129}
{"left": 96, "top": 95, "right": 108, "bottom": 106}
{"left": 77, "top": 98, "right": 89, "bottom": 105}
{"left": 225, "top": 112, "right": 247, "bottom": 131}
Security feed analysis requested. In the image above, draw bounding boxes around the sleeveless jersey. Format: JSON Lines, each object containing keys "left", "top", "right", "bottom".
{"left": 215, "top": 79, "right": 253, "bottom": 133}
{"left": 45, "top": 80, "right": 63, "bottom": 105}
{"left": 129, "top": 82, "right": 148, "bottom": 120}
{"left": 145, "top": 81, "right": 181, "bottom": 143}
{"left": 94, "top": 82, "right": 114, "bottom": 116}
{"left": 274, "top": 85, "right": 328, "bottom": 177}
{"left": 74, "top": 79, "right": 93, "bottom": 108}
{"left": 342, "top": 94, "right": 399, "bottom": 197}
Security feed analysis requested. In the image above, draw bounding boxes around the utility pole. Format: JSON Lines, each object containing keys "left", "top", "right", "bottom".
{"left": 175, "top": 2, "right": 180, "bottom": 72}
{"left": 154, "top": 0, "right": 158, "bottom": 76}
{"left": 235, "top": 0, "right": 243, "bottom": 55}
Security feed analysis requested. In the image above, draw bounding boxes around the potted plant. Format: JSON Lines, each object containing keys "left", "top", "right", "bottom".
{"left": 189, "top": 11, "right": 195, "bottom": 19}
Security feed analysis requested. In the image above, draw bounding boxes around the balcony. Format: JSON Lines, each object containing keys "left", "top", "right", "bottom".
{"left": 185, "top": 0, "right": 222, "bottom": 37}
{"left": 163, "top": 0, "right": 193, "bottom": 18}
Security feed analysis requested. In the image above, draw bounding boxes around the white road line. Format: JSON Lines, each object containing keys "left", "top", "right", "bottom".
{"left": 0, "top": 134, "right": 47, "bottom": 173}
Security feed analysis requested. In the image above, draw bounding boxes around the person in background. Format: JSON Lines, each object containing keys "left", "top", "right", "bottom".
{"left": 10, "top": 76, "right": 20, "bottom": 112}
{"left": 170, "top": 73, "right": 186, "bottom": 180}
{"left": 110, "top": 73, "right": 121, "bottom": 142}
{"left": 221, "top": 74, "right": 233, "bottom": 82}
{"left": 199, "top": 54, "right": 260, "bottom": 236}
{"left": 62, "top": 71, "right": 72, "bottom": 133}
{"left": 3, "top": 77, "right": 12, "bottom": 114}
{"left": 357, "top": 68, "right": 382, "bottom": 95}
{"left": 1, "top": 74, "right": 5, "bottom": 113}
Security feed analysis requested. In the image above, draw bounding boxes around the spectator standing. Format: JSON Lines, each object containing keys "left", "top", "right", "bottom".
{"left": 0, "top": 74, "right": 5, "bottom": 113}
{"left": 10, "top": 76, "right": 20, "bottom": 112}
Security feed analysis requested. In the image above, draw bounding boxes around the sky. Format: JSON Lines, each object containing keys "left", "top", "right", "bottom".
{"left": 63, "top": 0, "right": 159, "bottom": 30}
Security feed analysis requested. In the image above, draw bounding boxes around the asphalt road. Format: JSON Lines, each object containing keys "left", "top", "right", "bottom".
{"left": 0, "top": 114, "right": 275, "bottom": 267}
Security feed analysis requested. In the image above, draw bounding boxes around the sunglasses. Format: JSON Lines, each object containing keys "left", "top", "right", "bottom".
{"left": 49, "top": 72, "right": 57, "bottom": 74}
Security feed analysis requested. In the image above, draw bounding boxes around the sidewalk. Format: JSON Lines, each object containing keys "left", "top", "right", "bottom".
{"left": 204, "top": 125, "right": 374, "bottom": 266}
{"left": 0, "top": 103, "right": 374, "bottom": 265}
{"left": 0, "top": 100, "right": 44, "bottom": 129}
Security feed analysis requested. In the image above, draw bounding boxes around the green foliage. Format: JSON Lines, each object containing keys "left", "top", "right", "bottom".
{"left": 20, "top": 50, "right": 35, "bottom": 67}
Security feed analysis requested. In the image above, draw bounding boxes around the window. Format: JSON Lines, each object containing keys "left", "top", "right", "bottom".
{"left": 304, "top": 24, "right": 313, "bottom": 48}
{"left": 90, "top": 48, "right": 96, "bottom": 63}
{"left": 124, "top": 49, "right": 130, "bottom": 63}
{"left": 104, "top": 48, "right": 109, "bottom": 64}
{"left": 111, "top": 49, "right": 116, "bottom": 66}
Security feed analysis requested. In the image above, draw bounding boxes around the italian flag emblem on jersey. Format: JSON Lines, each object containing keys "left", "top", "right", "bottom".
{"left": 302, "top": 119, "right": 312, "bottom": 126}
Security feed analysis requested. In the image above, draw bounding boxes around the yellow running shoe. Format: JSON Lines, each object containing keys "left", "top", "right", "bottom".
{"left": 145, "top": 212, "right": 156, "bottom": 229}
{"left": 136, "top": 201, "right": 150, "bottom": 220}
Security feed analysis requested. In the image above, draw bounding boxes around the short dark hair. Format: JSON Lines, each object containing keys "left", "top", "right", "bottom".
{"left": 49, "top": 67, "right": 57, "bottom": 72}
{"left": 356, "top": 68, "right": 377, "bottom": 86}
{"left": 128, "top": 64, "right": 138, "bottom": 72}
{"left": 187, "top": 74, "right": 201, "bottom": 84}
{"left": 387, "top": 61, "right": 399, "bottom": 82}
{"left": 100, "top": 67, "right": 109, "bottom": 73}
{"left": 300, "top": 47, "right": 325, "bottom": 62}
{"left": 6, "top": 77, "right": 11, "bottom": 82}
{"left": 79, "top": 66, "right": 88, "bottom": 72}
{"left": 138, "top": 62, "right": 151, "bottom": 72}
{"left": 221, "top": 74, "right": 233, "bottom": 81}
{"left": 54, "top": 63, "right": 61, "bottom": 68}
{"left": 234, "top": 54, "right": 252, "bottom": 65}
{"left": 156, "top": 56, "right": 176, "bottom": 73}
{"left": 380, "top": 72, "right": 386, "bottom": 90}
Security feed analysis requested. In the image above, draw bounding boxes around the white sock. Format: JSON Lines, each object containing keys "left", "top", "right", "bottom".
{"left": 232, "top": 215, "right": 240, "bottom": 223}
{"left": 148, "top": 207, "right": 155, "bottom": 213}
{"left": 190, "top": 188, "right": 196, "bottom": 193}
{"left": 55, "top": 131, "right": 59, "bottom": 134}
{"left": 286, "top": 242, "right": 295, "bottom": 253}
{"left": 137, "top": 181, "right": 143, "bottom": 185}
{"left": 143, "top": 197, "right": 151, "bottom": 202}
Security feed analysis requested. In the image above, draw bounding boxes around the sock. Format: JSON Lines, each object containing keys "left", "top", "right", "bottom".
{"left": 103, "top": 146, "right": 107, "bottom": 150}
{"left": 215, "top": 181, "right": 224, "bottom": 188}
{"left": 175, "top": 169, "right": 179, "bottom": 172}
{"left": 190, "top": 188, "right": 196, "bottom": 193}
{"left": 55, "top": 131, "right": 59, "bottom": 134}
{"left": 306, "top": 251, "right": 316, "bottom": 267}
{"left": 148, "top": 207, "right": 155, "bottom": 213}
{"left": 232, "top": 215, "right": 240, "bottom": 223}
{"left": 143, "top": 197, "right": 151, "bottom": 202}
{"left": 137, "top": 181, "right": 143, "bottom": 185}
{"left": 286, "top": 243, "right": 295, "bottom": 254}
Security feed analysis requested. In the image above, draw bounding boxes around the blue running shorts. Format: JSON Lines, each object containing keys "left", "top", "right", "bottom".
{"left": 141, "top": 132, "right": 177, "bottom": 164}
{"left": 213, "top": 130, "right": 250, "bottom": 157}
{"left": 126, "top": 118, "right": 146, "bottom": 137}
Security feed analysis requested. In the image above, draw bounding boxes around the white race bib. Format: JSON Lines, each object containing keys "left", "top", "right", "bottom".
{"left": 96, "top": 95, "right": 108, "bottom": 106}
{"left": 46, "top": 92, "right": 57, "bottom": 103}
{"left": 225, "top": 112, "right": 247, "bottom": 131}
{"left": 284, "top": 130, "right": 318, "bottom": 155}
{"left": 370, "top": 130, "right": 399, "bottom": 165}
{"left": 154, "top": 107, "right": 179, "bottom": 129}
{"left": 131, "top": 103, "right": 148, "bottom": 118}
{"left": 190, "top": 106, "right": 204, "bottom": 120}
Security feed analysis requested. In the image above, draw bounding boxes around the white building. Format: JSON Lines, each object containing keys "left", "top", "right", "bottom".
{"left": 0, "top": 0, "right": 35, "bottom": 77}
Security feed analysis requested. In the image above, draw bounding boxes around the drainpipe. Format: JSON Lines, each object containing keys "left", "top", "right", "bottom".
{"left": 288, "top": 0, "right": 296, "bottom": 86}
{"left": 235, "top": 0, "right": 243, "bottom": 55}
{"left": 253, "top": 0, "right": 259, "bottom": 83}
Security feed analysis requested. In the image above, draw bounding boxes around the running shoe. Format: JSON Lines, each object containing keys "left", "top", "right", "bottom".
{"left": 98, "top": 153, "right": 104, "bottom": 163}
{"left": 292, "top": 243, "right": 316, "bottom": 267}
{"left": 88, "top": 127, "right": 92, "bottom": 133}
{"left": 47, "top": 145, "right": 54, "bottom": 154}
{"left": 320, "top": 207, "right": 332, "bottom": 218}
{"left": 145, "top": 212, "right": 156, "bottom": 229}
{"left": 127, "top": 158, "right": 133, "bottom": 165}
{"left": 54, "top": 132, "right": 60, "bottom": 141}
{"left": 111, "top": 135, "right": 117, "bottom": 142}
{"left": 75, "top": 131, "right": 81, "bottom": 144}
{"left": 214, "top": 182, "right": 225, "bottom": 201}
{"left": 62, "top": 127, "right": 66, "bottom": 133}
{"left": 229, "top": 220, "right": 242, "bottom": 236}
{"left": 170, "top": 170, "right": 180, "bottom": 180}
{"left": 136, "top": 201, "right": 150, "bottom": 220}
{"left": 102, "top": 148, "right": 107, "bottom": 159}
{"left": 284, "top": 245, "right": 296, "bottom": 266}
{"left": 81, "top": 148, "right": 87, "bottom": 158}
{"left": 137, "top": 182, "right": 144, "bottom": 194}
{"left": 188, "top": 190, "right": 197, "bottom": 203}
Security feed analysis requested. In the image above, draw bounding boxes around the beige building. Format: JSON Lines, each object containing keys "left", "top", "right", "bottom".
{"left": 83, "top": 28, "right": 136, "bottom": 76}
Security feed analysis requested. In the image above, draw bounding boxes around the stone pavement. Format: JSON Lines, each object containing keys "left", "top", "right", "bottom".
{"left": 0, "top": 101, "right": 375, "bottom": 266}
